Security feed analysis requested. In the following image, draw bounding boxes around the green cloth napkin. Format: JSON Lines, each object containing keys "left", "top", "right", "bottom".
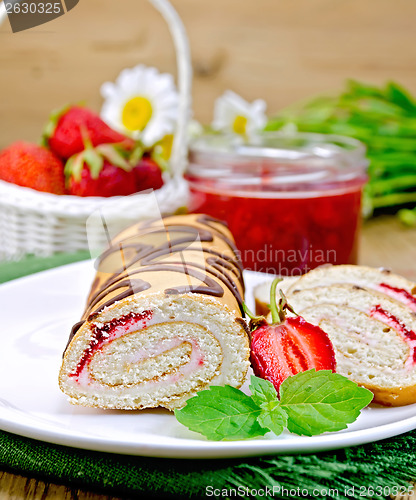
{"left": 1, "top": 253, "right": 416, "bottom": 499}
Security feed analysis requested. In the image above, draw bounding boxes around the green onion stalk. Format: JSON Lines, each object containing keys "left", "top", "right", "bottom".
{"left": 265, "top": 80, "right": 416, "bottom": 225}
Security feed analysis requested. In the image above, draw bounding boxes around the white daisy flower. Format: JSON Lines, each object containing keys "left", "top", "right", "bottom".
{"left": 188, "top": 119, "right": 204, "bottom": 139}
{"left": 100, "top": 65, "right": 179, "bottom": 146}
{"left": 212, "top": 90, "right": 267, "bottom": 136}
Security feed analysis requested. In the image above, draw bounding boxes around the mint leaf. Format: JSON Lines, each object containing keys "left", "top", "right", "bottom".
{"left": 250, "top": 376, "right": 287, "bottom": 436}
{"left": 258, "top": 400, "right": 288, "bottom": 437}
{"left": 174, "top": 385, "right": 267, "bottom": 441}
{"left": 174, "top": 371, "right": 373, "bottom": 440}
{"left": 279, "top": 369, "right": 374, "bottom": 436}
{"left": 249, "top": 375, "right": 278, "bottom": 406}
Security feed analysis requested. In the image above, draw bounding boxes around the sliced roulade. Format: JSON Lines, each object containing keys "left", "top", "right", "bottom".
{"left": 287, "top": 284, "right": 416, "bottom": 406}
{"left": 59, "top": 214, "right": 250, "bottom": 410}
{"left": 287, "top": 265, "right": 416, "bottom": 311}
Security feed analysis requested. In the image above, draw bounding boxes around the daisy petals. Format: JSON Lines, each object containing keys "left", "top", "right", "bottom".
{"left": 100, "top": 64, "right": 179, "bottom": 144}
{"left": 212, "top": 90, "right": 268, "bottom": 135}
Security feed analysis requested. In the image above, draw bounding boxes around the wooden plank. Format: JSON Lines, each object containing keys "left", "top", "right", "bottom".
{"left": 360, "top": 216, "right": 416, "bottom": 280}
{"left": 0, "top": 470, "right": 121, "bottom": 500}
{"left": 1, "top": 0, "right": 416, "bottom": 147}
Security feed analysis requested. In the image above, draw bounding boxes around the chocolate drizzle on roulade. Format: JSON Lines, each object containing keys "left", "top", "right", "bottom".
{"left": 64, "top": 320, "right": 86, "bottom": 355}
{"left": 64, "top": 215, "right": 246, "bottom": 353}
{"left": 87, "top": 278, "right": 152, "bottom": 318}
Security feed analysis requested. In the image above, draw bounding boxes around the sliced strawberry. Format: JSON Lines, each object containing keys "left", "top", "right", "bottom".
{"left": 251, "top": 317, "right": 336, "bottom": 391}
{"left": 247, "top": 279, "right": 336, "bottom": 392}
{"left": 43, "top": 106, "right": 134, "bottom": 159}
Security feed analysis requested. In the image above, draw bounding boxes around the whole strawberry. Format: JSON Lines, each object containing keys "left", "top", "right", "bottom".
{"left": 133, "top": 156, "right": 164, "bottom": 192}
{"left": 43, "top": 106, "right": 134, "bottom": 160}
{"left": 247, "top": 279, "right": 336, "bottom": 392}
{"left": 0, "top": 141, "right": 65, "bottom": 195}
{"left": 65, "top": 142, "right": 138, "bottom": 197}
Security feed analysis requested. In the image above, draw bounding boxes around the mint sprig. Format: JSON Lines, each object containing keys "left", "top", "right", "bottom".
{"left": 174, "top": 370, "right": 373, "bottom": 441}
{"left": 174, "top": 385, "right": 268, "bottom": 441}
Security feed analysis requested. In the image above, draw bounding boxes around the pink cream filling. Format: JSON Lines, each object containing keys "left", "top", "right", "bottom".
{"left": 377, "top": 283, "right": 416, "bottom": 312}
{"left": 69, "top": 311, "right": 205, "bottom": 385}
{"left": 124, "top": 337, "right": 204, "bottom": 369}
{"left": 69, "top": 310, "right": 153, "bottom": 382}
{"left": 369, "top": 304, "right": 416, "bottom": 366}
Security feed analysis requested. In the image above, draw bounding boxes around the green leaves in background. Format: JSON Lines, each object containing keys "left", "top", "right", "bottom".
{"left": 174, "top": 370, "right": 373, "bottom": 441}
{"left": 266, "top": 80, "right": 416, "bottom": 222}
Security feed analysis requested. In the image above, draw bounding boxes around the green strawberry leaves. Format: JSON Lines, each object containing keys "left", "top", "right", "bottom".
{"left": 64, "top": 143, "right": 132, "bottom": 182}
{"left": 41, "top": 104, "right": 71, "bottom": 146}
{"left": 174, "top": 370, "right": 373, "bottom": 441}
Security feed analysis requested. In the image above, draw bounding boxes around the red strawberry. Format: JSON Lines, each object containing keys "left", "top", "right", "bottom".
{"left": 133, "top": 156, "right": 164, "bottom": 192}
{"left": 248, "top": 279, "right": 336, "bottom": 392}
{"left": 43, "top": 106, "right": 134, "bottom": 159}
{"left": 0, "top": 141, "right": 65, "bottom": 195}
{"left": 66, "top": 143, "right": 137, "bottom": 197}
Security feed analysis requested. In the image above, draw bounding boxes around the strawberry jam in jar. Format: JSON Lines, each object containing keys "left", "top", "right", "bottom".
{"left": 187, "top": 133, "right": 368, "bottom": 275}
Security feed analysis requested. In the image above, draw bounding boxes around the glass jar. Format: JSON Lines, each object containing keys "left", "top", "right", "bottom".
{"left": 186, "top": 132, "right": 368, "bottom": 275}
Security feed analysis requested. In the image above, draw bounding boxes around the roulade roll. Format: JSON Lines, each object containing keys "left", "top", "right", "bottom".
{"left": 288, "top": 283, "right": 416, "bottom": 406}
{"left": 59, "top": 214, "right": 250, "bottom": 410}
{"left": 287, "top": 265, "right": 416, "bottom": 312}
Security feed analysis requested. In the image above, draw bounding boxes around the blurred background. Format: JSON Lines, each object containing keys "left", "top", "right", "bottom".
{"left": 1, "top": 0, "right": 416, "bottom": 275}
{"left": 1, "top": 0, "right": 416, "bottom": 144}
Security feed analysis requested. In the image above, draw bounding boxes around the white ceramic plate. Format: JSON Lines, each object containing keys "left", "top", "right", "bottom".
{"left": 1, "top": 261, "right": 416, "bottom": 459}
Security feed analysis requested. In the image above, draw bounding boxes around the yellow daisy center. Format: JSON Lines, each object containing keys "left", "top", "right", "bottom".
{"left": 158, "top": 134, "right": 174, "bottom": 160}
{"left": 232, "top": 115, "right": 248, "bottom": 134}
{"left": 122, "top": 96, "right": 153, "bottom": 132}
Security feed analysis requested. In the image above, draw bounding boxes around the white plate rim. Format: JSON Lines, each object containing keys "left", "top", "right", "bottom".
{"left": 1, "top": 405, "right": 416, "bottom": 459}
{"left": 0, "top": 260, "right": 416, "bottom": 459}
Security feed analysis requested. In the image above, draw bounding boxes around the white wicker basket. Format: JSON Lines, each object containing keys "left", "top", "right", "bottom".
{"left": 0, "top": 0, "right": 192, "bottom": 260}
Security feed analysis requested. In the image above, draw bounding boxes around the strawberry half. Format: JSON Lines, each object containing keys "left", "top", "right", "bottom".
{"left": 247, "top": 279, "right": 336, "bottom": 392}
{"left": 43, "top": 106, "right": 134, "bottom": 160}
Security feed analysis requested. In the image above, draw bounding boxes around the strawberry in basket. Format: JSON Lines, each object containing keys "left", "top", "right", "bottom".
{"left": 0, "top": 141, "right": 65, "bottom": 195}
{"left": 132, "top": 156, "right": 165, "bottom": 192}
{"left": 42, "top": 106, "right": 134, "bottom": 160}
{"left": 65, "top": 137, "right": 164, "bottom": 197}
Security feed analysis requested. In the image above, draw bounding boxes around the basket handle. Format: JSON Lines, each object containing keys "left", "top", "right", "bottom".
{"left": 0, "top": 0, "right": 192, "bottom": 176}
{"left": 149, "top": 0, "right": 192, "bottom": 176}
{"left": 0, "top": 2, "right": 7, "bottom": 24}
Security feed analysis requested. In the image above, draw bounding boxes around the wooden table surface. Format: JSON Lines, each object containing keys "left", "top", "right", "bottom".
{"left": 0, "top": 215, "right": 415, "bottom": 499}
{"left": 1, "top": 0, "right": 416, "bottom": 147}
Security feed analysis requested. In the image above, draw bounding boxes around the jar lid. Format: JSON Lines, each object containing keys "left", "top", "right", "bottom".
{"left": 188, "top": 132, "right": 368, "bottom": 195}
